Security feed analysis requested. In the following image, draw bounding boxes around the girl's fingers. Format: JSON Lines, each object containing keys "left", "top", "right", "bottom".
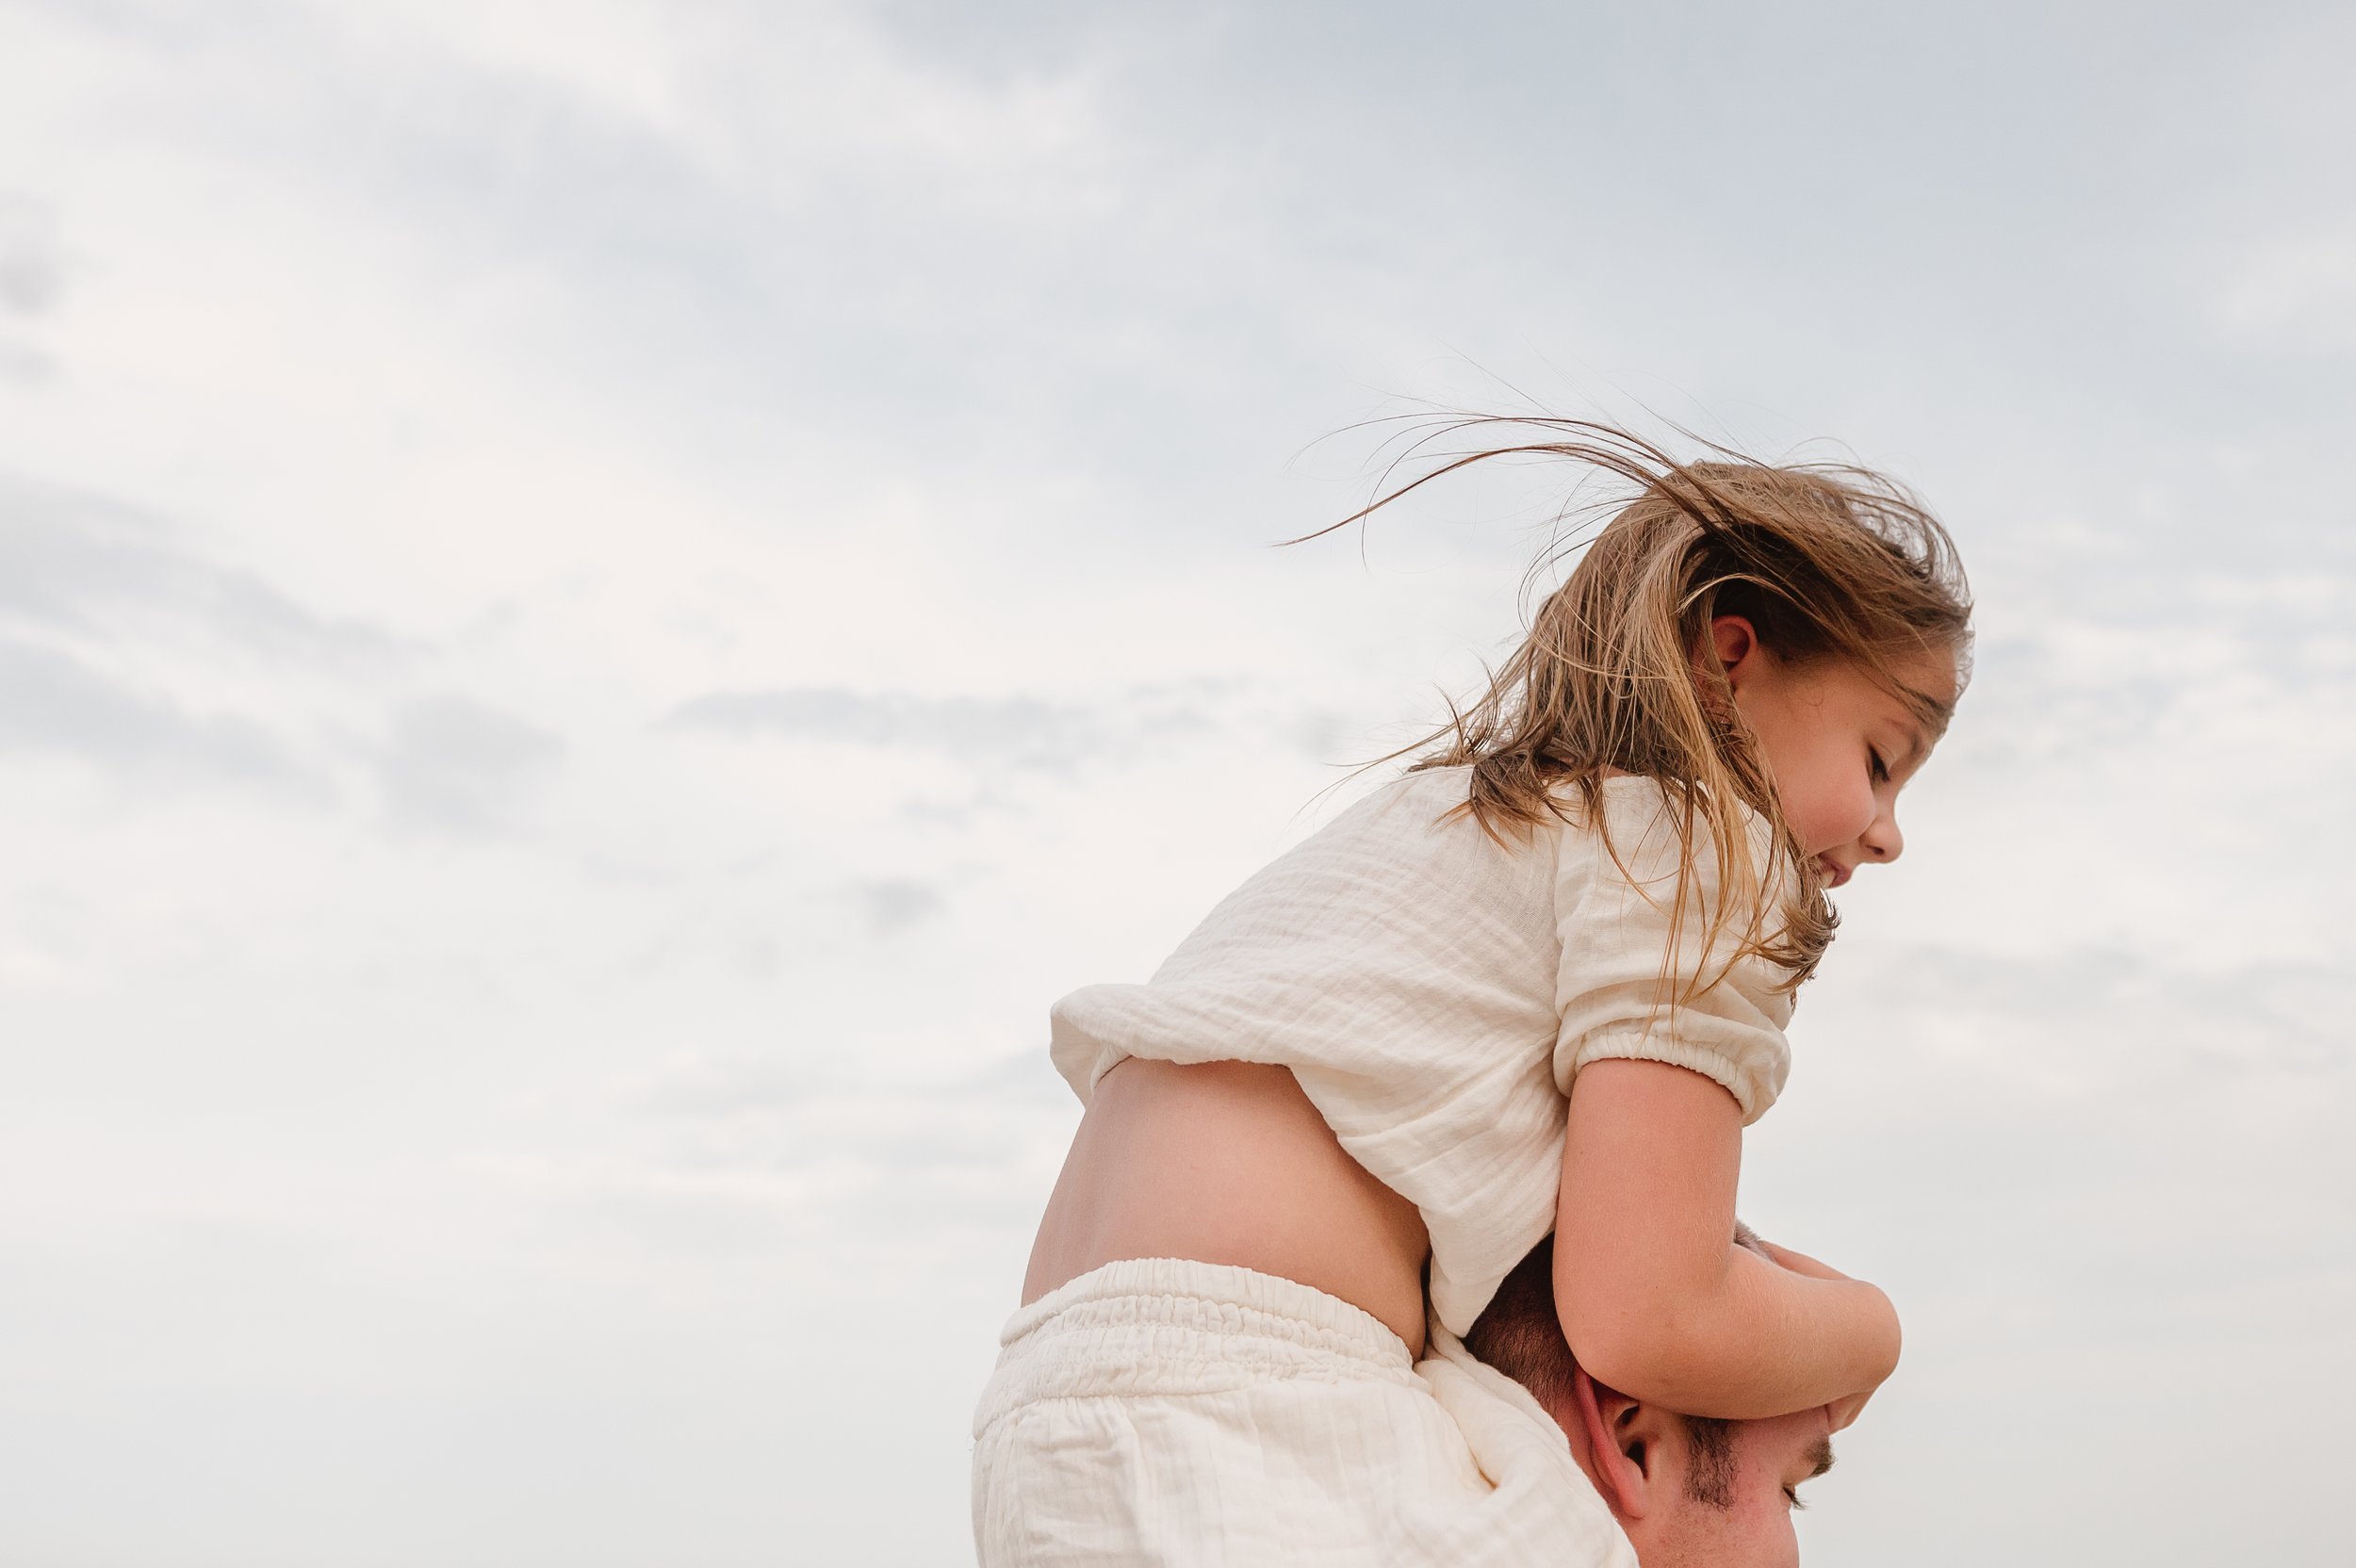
{"left": 1826, "top": 1390, "right": 1873, "bottom": 1432}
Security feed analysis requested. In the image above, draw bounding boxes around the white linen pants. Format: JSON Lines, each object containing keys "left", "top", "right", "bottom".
{"left": 971, "top": 1258, "right": 1633, "bottom": 1566}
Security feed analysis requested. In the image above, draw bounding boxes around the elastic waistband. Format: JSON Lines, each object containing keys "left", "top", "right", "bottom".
{"left": 973, "top": 1258, "right": 1419, "bottom": 1435}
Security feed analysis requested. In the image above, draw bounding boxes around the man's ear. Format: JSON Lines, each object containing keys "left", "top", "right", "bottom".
{"left": 1571, "top": 1366, "right": 1684, "bottom": 1523}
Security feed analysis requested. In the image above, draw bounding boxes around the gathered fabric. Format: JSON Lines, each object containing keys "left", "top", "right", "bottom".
{"left": 972, "top": 1258, "right": 1635, "bottom": 1567}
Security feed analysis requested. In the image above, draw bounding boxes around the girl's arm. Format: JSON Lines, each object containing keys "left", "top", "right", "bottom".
{"left": 1553, "top": 1058, "right": 1900, "bottom": 1421}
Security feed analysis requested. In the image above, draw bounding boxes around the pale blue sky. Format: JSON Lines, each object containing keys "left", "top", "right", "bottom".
{"left": 2, "top": 3, "right": 2350, "bottom": 1564}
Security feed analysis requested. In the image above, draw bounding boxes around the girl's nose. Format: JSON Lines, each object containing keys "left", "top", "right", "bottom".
{"left": 1860, "top": 809, "right": 1905, "bottom": 865}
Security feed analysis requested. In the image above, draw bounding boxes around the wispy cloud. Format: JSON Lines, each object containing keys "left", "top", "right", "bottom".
{"left": 0, "top": 637, "right": 323, "bottom": 797}
{"left": 0, "top": 193, "right": 67, "bottom": 318}
{"left": 659, "top": 682, "right": 1219, "bottom": 771}
{"left": 0, "top": 472, "right": 410, "bottom": 670}
{"left": 0, "top": 474, "right": 582, "bottom": 836}
{"left": 369, "top": 693, "right": 564, "bottom": 837}
{"left": 500, "top": 1044, "right": 1077, "bottom": 1252}
{"left": 843, "top": 875, "right": 944, "bottom": 937}
{"left": 1830, "top": 943, "right": 2348, "bottom": 1095}
{"left": 2217, "top": 229, "right": 2356, "bottom": 354}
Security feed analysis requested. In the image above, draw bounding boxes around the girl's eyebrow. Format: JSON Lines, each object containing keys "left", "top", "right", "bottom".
{"left": 1885, "top": 684, "right": 1950, "bottom": 773}
{"left": 1888, "top": 666, "right": 1957, "bottom": 737}
{"left": 1805, "top": 1436, "right": 1837, "bottom": 1479}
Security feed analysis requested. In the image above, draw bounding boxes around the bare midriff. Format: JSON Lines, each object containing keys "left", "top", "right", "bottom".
{"left": 1022, "top": 1057, "right": 1432, "bottom": 1357}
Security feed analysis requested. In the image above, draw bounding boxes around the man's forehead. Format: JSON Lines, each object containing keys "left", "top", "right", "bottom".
{"left": 1743, "top": 1414, "right": 1836, "bottom": 1481}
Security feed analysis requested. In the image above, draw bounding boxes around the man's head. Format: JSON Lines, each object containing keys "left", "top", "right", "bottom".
{"left": 1464, "top": 1235, "right": 1836, "bottom": 1568}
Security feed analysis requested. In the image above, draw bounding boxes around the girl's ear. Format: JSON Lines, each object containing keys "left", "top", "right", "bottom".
{"left": 1571, "top": 1366, "right": 1680, "bottom": 1522}
{"left": 1710, "top": 614, "right": 1762, "bottom": 685}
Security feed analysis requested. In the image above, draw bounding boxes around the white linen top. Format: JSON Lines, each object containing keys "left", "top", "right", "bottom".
{"left": 1049, "top": 766, "right": 1796, "bottom": 1338}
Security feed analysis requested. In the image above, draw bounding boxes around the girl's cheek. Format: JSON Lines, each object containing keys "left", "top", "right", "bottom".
{"left": 1850, "top": 782, "right": 1883, "bottom": 842}
{"left": 1817, "top": 775, "right": 1877, "bottom": 850}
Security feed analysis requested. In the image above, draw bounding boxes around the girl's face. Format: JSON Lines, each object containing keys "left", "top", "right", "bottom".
{"left": 1713, "top": 617, "right": 1957, "bottom": 888}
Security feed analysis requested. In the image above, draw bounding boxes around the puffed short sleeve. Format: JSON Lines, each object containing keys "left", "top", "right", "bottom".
{"left": 1551, "top": 781, "right": 1795, "bottom": 1124}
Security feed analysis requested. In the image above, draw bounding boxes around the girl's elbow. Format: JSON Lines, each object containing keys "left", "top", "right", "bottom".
{"left": 1555, "top": 1300, "right": 1700, "bottom": 1403}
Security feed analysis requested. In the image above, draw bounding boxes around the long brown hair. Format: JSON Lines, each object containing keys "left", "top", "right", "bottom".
{"left": 1306, "top": 416, "right": 1972, "bottom": 992}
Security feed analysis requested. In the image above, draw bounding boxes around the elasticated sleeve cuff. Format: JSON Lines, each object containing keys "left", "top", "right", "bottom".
{"left": 1551, "top": 779, "right": 1795, "bottom": 1127}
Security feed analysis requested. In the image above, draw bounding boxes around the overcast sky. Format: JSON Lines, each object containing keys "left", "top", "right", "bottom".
{"left": 3, "top": 2, "right": 2352, "bottom": 1564}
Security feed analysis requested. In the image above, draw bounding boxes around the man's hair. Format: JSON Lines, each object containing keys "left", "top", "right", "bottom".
{"left": 1465, "top": 1234, "right": 1738, "bottom": 1511}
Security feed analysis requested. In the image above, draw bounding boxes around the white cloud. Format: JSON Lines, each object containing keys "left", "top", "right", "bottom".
{"left": 0, "top": 635, "right": 324, "bottom": 795}
{"left": 0, "top": 191, "right": 67, "bottom": 316}
{"left": 2218, "top": 230, "right": 2356, "bottom": 351}
{"left": 0, "top": 469, "right": 410, "bottom": 666}
{"left": 371, "top": 691, "right": 564, "bottom": 835}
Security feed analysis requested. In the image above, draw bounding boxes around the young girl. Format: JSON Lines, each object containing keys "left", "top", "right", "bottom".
{"left": 973, "top": 422, "right": 1972, "bottom": 1563}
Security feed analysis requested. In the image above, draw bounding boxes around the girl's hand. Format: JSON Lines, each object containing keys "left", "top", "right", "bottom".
{"left": 1737, "top": 1226, "right": 1892, "bottom": 1429}
{"left": 1825, "top": 1276, "right": 1899, "bottom": 1428}
{"left": 1756, "top": 1237, "right": 1852, "bottom": 1283}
